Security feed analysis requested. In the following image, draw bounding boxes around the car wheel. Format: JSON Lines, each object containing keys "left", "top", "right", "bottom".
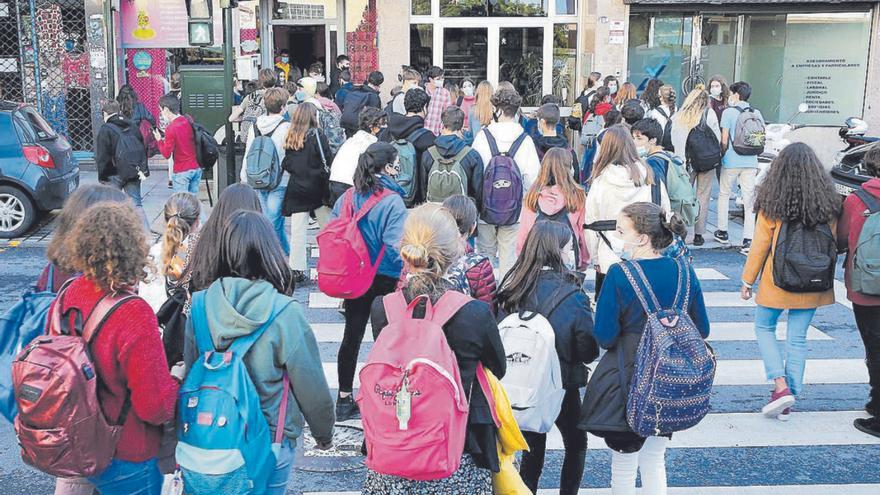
{"left": 0, "top": 185, "right": 35, "bottom": 238}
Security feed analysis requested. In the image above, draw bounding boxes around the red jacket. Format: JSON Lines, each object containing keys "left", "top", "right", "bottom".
{"left": 157, "top": 116, "right": 200, "bottom": 174}
{"left": 838, "top": 178, "right": 880, "bottom": 307}
{"left": 47, "top": 277, "right": 179, "bottom": 462}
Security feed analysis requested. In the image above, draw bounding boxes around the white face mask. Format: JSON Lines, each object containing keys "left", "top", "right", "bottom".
{"left": 608, "top": 83, "right": 618, "bottom": 93}
{"left": 710, "top": 86, "right": 722, "bottom": 98}
{"left": 462, "top": 85, "right": 474, "bottom": 97}
{"left": 636, "top": 146, "right": 649, "bottom": 158}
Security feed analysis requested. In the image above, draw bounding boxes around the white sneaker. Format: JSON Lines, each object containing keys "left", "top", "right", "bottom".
{"left": 777, "top": 407, "right": 792, "bottom": 421}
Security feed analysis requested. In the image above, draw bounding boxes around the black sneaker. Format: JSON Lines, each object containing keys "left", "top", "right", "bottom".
{"left": 292, "top": 270, "right": 308, "bottom": 285}
{"left": 692, "top": 234, "right": 705, "bottom": 247}
{"left": 866, "top": 401, "right": 880, "bottom": 417}
{"left": 336, "top": 394, "right": 360, "bottom": 421}
{"left": 714, "top": 230, "right": 729, "bottom": 244}
{"left": 740, "top": 239, "right": 752, "bottom": 255}
{"left": 854, "top": 417, "right": 880, "bottom": 438}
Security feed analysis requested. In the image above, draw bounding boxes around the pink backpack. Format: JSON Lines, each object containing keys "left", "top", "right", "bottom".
{"left": 317, "top": 188, "right": 393, "bottom": 299}
{"left": 357, "top": 290, "right": 472, "bottom": 480}
{"left": 13, "top": 288, "right": 135, "bottom": 478}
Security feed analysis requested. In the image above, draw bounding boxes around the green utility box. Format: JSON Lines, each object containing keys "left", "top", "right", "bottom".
{"left": 178, "top": 65, "right": 226, "bottom": 137}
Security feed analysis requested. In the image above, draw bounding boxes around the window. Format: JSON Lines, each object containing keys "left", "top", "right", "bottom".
{"left": 439, "top": 0, "right": 547, "bottom": 17}
{"left": 555, "top": 0, "right": 575, "bottom": 15}
{"left": 628, "top": 13, "right": 693, "bottom": 96}
{"left": 18, "top": 109, "right": 57, "bottom": 141}
{"left": 443, "top": 28, "right": 489, "bottom": 84}
{"left": 412, "top": 0, "right": 430, "bottom": 15}
{"left": 273, "top": 0, "right": 337, "bottom": 20}
{"left": 499, "top": 27, "right": 544, "bottom": 106}
{"left": 553, "top": 24, "right": 577, "bottom": 105}
{"left": 410, "top": 24, "right": 433, "bottom": 74}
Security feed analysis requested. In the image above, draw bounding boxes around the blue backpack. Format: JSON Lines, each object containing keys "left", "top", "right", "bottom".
{"left": 618, "top": 258, "right": 715, "bottom": 437}
{"left": 176, "top": 291, "right": 291, "bottom": 494}
{"left": 0, "top": 265, "right": 60, "bottom": 422}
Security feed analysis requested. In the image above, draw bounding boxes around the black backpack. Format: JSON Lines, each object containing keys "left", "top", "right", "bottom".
{"left": 185, "top": 116, "right": 219, "bottom": 170}
{"left": 772, "top": 221, "right": 837, "bottom": 293}
{"left": 656, "top": 107, "right": 674, "bottom": 152}
{"left": 108, "top": 122, "right": 148, "bottom": 181}
{"left": 686, "top": 110, "right": 722, "bottom": 173}
{"left": 340, "top": 88, "right": 373, "bottom": 130}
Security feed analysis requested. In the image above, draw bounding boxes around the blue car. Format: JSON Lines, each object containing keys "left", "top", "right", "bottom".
{"left": 0, "top": 102, "right": 79, "bottom": 238}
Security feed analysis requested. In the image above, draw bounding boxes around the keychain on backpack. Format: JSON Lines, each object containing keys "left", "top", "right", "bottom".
{"left": 395, "top": 373, "right": 412, "bottom": 430}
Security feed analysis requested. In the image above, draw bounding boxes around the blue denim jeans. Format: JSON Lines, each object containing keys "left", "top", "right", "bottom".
{"left": 87, "top": 457, "right": 161, "bottom": 495}
{"left": 266, "top": 440, "right": 296, "bottom": 495}
{"left": 259, "top": 185, "right": 290, "bottom": 256}
{"left": 754, "top": 305, "right": 817, "bottom": 396}
{"left": 172, "top": 168, "right": 202, "bottom": 195}
{"left": 107, "top": 175, "right": 150, "bottom": 232}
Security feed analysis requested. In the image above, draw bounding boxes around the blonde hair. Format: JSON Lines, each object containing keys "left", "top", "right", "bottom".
{"left": 614, "top": 82, "right": 637, "bottom": 107}
{"left": 162, "top": 192, "right": 200, "bottom": 278}
{"left": 473, "top": 81, "right": 495, "bottom": 127}
{"left": 284, "top": 102, "right": 318, "bottom": 151}
{"left": 400, "top": 204, "right": 463, "bottom": 295}
{"left": 526, "top": 148, "right": 585, "bottom": 213}
{"left": 673, "top": 84, "right": 709, "bottom": 133}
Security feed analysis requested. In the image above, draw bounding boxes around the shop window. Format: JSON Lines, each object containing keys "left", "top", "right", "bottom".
{"left": 740, "top": 14, "right": 786, "bottom": 122}
{"left": 443, "top": 28, "right": 488, "bottom": 84}
{"left": 412, "top": 0, "right": 431, "bottom": 16}
{"left": 499, "top": 27, "right": 544, "bottom": 106}
{"left": 274, "top": 0, "right": 337, "bottom": 20}
{"left": 410, "top": 24, "right": 433, "bottom": 74}
{"left": 700, "top": 15, "right": 737, "bottom": 88}
{"left": 552, "top": 24, "right": 577, "bottom": 106}
{"left": 555, "top": 0, "right": 575, "bottom": 15}
{"left": 627, "top": 13, "right": 693, "bottom": 96}
{"left": 440, "top": 0, "right": 547, "bottom": 17}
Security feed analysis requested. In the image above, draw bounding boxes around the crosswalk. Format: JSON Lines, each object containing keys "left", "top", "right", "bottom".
{"left": 297, "top": 247, "right": 879, "bottom": 493}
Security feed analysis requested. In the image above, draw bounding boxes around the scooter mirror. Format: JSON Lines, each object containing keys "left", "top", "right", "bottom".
{"left": 798, "top": 103, "right": 809, "bottom": 113}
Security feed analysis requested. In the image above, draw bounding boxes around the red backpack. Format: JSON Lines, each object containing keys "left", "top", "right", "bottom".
{"left": 317, "top": 188, "right": 394, "bottom": 299}
{"left": 13, "top": 287, "right": 134, "bottom": 478}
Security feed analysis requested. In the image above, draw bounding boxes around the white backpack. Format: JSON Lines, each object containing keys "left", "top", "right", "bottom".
{"left": 498, "top": 294, "right": 571, "bottom": 433}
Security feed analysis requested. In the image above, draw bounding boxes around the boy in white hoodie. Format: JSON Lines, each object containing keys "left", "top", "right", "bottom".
{"left": 241, "top": 87, "right": 291, "bottom": 255}
{"left": 472, "top": 86, "right": 541, "bottom": 275}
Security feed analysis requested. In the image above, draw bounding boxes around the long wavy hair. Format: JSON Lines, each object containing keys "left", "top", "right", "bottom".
{"left": 708, "top": 74, "right": 730, "bottom": 101}
{"left": 754, "top": 143, "right": 841, "bottom": 227}
{"left": 46, "top": 184, "right": 127, "bottom": 272}
{"left": 590, "top": 124, "right": 654, "bottom": 187}
{"left": 641, "top": 79, "right": 664, "bottom": 109}
{"left": 614, "top": 82, "right": 637, "bottom": 107}
{"left": 473, "top": 81, "right": 495, "bottom": 126}
{"left": 116, "top": 85, "right": 140, "bottom": 119}
{"left": 161, "top": 192, "right": 200, "bottom": 278}
{"left": 285, "top": 102, "right": 318, "bottom": 151}
{"left": 673, "top": 84, "right": 709, "bottom": 133}
{"left": 526, "top": 148, "right": 585, "bottom": 213}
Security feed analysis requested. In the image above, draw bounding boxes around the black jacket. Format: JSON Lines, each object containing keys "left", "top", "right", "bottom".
{"left": 282, "top": 129, "right": 335, "bottom": 215}
{"left": 419, "top": 134, "right": 484, "bottom": 209}
{"left": 535, "top": 135, "right": 580, "bottom": 183}
{"left": 95, "top": 115, "right": 144, "bottom": 182}
{"left": 371, "top": 291, "right": 506, "bottom": 472}
{"left": 386, "top": 113, "right": 436, "bottom": 203}
{"left": 496, "top": 271, "right": 598, "bottom": 390}
{"left": 340, "top": 85, "right": 382, "bottom": 130}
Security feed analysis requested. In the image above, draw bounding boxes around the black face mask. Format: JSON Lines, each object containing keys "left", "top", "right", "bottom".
{"left": 398, "top": 74, "right": 403, "bottom": 82}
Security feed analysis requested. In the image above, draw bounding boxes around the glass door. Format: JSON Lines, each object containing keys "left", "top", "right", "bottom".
{"left": 698, "top": 15, "right": 738, "bottom": 88}
{"left": 498, "top": 26, "right": 544, "bottom": 106}
{"left": 442, "top": 27, "right": 489, "bottom": 85}
{"left": 628, "top": 13, "right": 693, "bottom": 95}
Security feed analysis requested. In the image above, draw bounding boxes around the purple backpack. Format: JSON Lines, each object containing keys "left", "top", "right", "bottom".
{"left": 481, "top": 130, "right": 526, "bottom": 226}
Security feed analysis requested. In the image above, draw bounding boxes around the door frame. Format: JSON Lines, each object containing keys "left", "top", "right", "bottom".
{"left": 259, "top": 0, "right": 345, "bottom": 70}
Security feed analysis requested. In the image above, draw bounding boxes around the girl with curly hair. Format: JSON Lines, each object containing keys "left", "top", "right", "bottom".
{"left": 740, "top": 142, "right": 841, "bottom": 421}
{"left": 50, "top": 203, "right": 183, "bottom": 494}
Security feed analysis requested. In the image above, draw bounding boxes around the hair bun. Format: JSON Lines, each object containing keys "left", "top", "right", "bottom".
{"left": 400, "top": 243, "right": 430, "bottom": 268}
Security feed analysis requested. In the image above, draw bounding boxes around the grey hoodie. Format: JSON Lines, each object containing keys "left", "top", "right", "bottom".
{"left": 183, "top": 277, "right": 335, "bottom": 444}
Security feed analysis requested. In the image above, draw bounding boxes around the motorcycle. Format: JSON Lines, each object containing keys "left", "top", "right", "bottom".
{"left": 831, "top": 117, "right": 880, "bottom": 196}
{"left": 756, "top": 103, "right": 809, "bottom": 183}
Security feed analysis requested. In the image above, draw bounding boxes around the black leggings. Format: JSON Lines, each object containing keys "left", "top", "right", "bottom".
{"left": 595, "top": 271, "right": 607, "bottom": 298}
{"left": 519, "top": 388, "right": 587, "bottom": 495}
{"left": 337, "top": 275, "right": 398, "bottom": 393}
{"left": 854, "top": 303, "right": 880, "bottom": 411}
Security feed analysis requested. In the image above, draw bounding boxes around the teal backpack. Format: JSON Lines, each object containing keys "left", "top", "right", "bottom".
{"left": 176, "top": 291, "right": 291, "bottom": 494}
{"left": 651, "top": 151, "right": 699, "bottom": 227}
{"left": 852, "top": 189, "right": 880, "bottom": 296}
{"left": 393, "top": 128, "right": 430, "bottom": 207}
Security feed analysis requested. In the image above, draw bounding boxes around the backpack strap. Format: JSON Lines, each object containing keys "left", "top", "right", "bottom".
{"left": 617, "top": 260, "right": 660, "bottom": 315}
{"left": 190, "top": 291, "right": 214, "bottom": 355}
{"left": 353, "top": 188, "right": 394, "bottom": 223}
{"left": 855, "top": 189, "right": 880, "bottom": 214}
{"left": 484, "top": 129, "right": 500, "bottom": 158}
{"left": 651, "top": 181, "right": 661, "bottom": 207}
{"left": 430, "top": 290, "right": 473, "bottom": 327}
{"left": 507, "top": 133, "right": 528, "bottom": 158}
{"left": 427, "top": 146, "right": 443, "bottom": 164}
{"left": 46, "top": 263, "right": 55, "bottom": 293}
{"left": 81, "top": 292, "right": 138, "bottom": 344}
{"left": 226, "top": 299, "right": 292, "bottom": 359}
{"left": 382, "top": 291, "right": 409, "bottom": 325}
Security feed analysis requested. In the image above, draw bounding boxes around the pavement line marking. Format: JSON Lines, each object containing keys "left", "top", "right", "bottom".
{"left": 308, "top": 291, "right": 756, "bottom": 309}
{"left": 834, "top": 280, "right": 853, "bottom": 309}
{"left": 305, "top": 485, "right": 880, "bottom": 495}
{"left": 321, "top": 359, "right": 867, "bottom": 390}
{"left": 311, "top": 247, "right": 320, "bottom": 258}
{"left": 707, "top": 322, "right": 831, "bottom": 341}
{"left": 309, "top": 322, "right": 829, "bottom": 343}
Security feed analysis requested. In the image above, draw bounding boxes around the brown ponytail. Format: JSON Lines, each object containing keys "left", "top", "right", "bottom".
{"left": 161, "top": 192, "right": 200, "bottom": 278}
{"left": 621, "top": 202, "right": 686, "bottom": 251}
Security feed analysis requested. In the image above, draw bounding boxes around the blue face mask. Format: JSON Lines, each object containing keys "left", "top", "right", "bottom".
{"left": 295, "top": 90, "right": 307, "bottom": 102}
{"left": 280, "top": 56, "right": 289, "bottom": 64}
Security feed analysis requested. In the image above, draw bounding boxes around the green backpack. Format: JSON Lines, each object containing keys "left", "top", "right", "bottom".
{"left": 652, "top": 151, "right": 698, "bottom": 226}
{"left": 852, "top": 189, "right": 880, "bottom": 296}
{"left": 426, "top": 146, "right": 469, "bottom": 203}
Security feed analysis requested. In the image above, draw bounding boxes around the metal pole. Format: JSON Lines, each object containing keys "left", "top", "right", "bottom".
{"left": 222, "top": 5, "right": 236, "bottom": 191}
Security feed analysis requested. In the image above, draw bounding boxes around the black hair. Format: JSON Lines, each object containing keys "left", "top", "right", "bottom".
{"left": 354, "top": 142, "right": 398, "bottom": 194}
{"left": 603, "top": 75, "right": 619, "bottom": 89}
{"left": 621, "top": 202, "right": 687, "bottom": 251}
{"left": 116, "top": 85, "right": 139, "bottom": 119}
{"left": 631, "top": 118, "right": 663, "bottom": 143}
{"left": 441, "top": 106, "right": 465, "bottom": 132}
{"left": 159, "top": 93, "right": 180, "bottom": 114}
{"left": 186, "top": 183, "right": 263, "bottom": 292}
{"left": 340, "top": 69, "right": 352, "bottom": 82}
{"left": 536, "top": 103, "right": 560, "bottom": 126}
{"left": 641, "top": 79, "right": 664, "bottom": 109}
{"left": 336, "top": 54, "right": 349, "bottom": 64}
{"left": 309, "top": 62, "right": 323, "bottom": 75}
{"left": 604, "top": 109, "right": 622, "bottom": 127}
{"left": 730, "top": 81, "right": 752, "bottom": 102}
{"left": 441, "top": 195, "right": 478, "bottom": 236}
{"left": 426, "top": 66, "right": 444, "bottom": 80}
{"left": 491, "top": 87, "right": 523, "bottom": 117}
{"left": 316, "top": 81, "right": 331, "bottom": 98}
{"left": 589, "top": 87, "right": 610, "bottom": 114}
{"left": 865, "top": 145, "right": 880, "bottom": 178}
{"left": 218, "top": 211, "right": 294, "bottom": 295}
{"left": 358, "top": 107, "right": 387, "bottom": 132}
{"left": 540, "top": 94, "right": 559, "bottom": 105}
{"left": 367, "top": 71, "right": 384, "bottom": 87}
{"left": 621, "top": 101, "right": 646, "bottom": 125}
{"left": 404, "top": 88, "right": 431, "bottom": 114}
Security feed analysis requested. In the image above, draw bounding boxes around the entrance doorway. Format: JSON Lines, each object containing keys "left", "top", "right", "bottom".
{"left": 273, "top": 25, "right": 328, "bottom": 84}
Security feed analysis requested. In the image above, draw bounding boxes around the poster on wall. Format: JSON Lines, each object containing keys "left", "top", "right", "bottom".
{"left": 780, "top": 13, "right": 871, "bottom": 126}
{"left": 120, "top": 0, "right": 223, "bottom": 48}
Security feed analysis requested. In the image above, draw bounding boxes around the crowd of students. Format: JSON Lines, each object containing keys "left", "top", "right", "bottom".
{"left": 6, "top": 62, "right": 880, "bottom": 495}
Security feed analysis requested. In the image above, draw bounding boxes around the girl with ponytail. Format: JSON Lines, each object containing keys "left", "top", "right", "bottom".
{"left": 330, "top": 141, "right": 409, "bottom": 422}
{"left": 579, "top": 202, "right": 709, "bottom": 495}
{"left": 365, "top": 204, "right": 506, "bottom": 493}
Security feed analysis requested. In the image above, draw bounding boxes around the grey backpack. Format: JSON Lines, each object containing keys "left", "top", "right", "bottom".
{"left": 426, "top": 146, "right": 469, "bottom": 203}
{"left": 852, "top": 189, "right": 880, "bottom": 296}
{"left": 245, "top": 124, "right": 282, "bottom": 190}
{"left": 731, "top": 106, "right": 766, "bottom": 156}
